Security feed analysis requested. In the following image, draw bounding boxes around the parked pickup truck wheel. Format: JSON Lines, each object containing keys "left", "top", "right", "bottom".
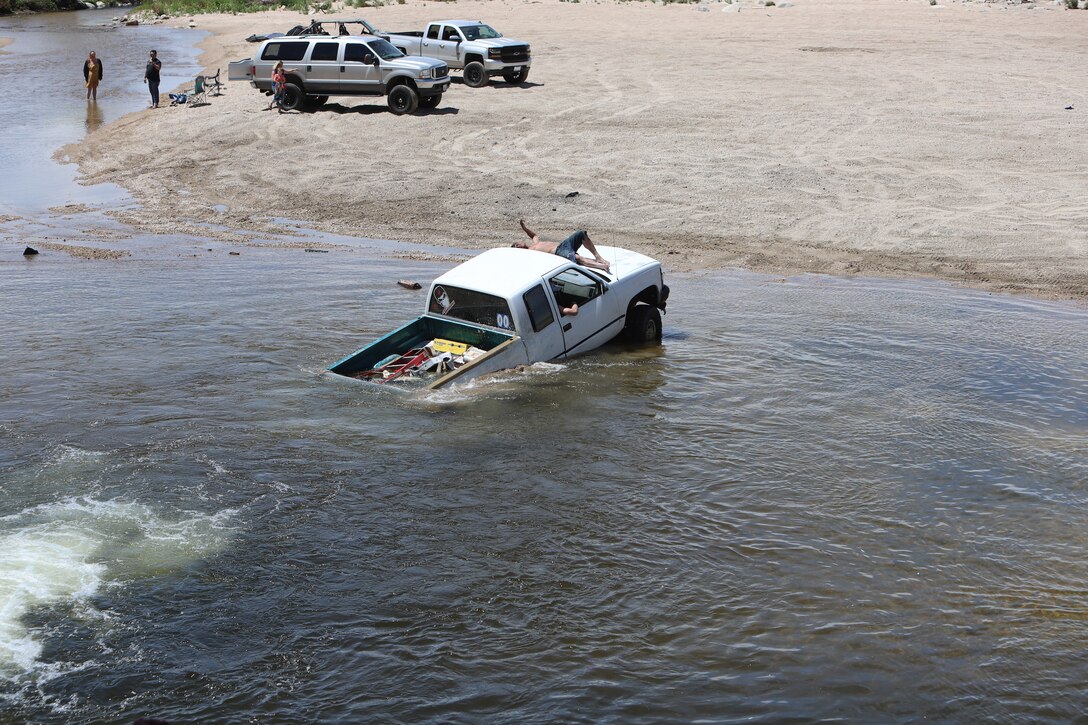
{"left": 307, "top": 95, "right": 329, "bottom": 110}
{"left": 502, "top": 67, "right": 529, "bottom": 84}
{"left": 388, "top": 85, "right": 419, "bottom": 115}
{"left": 281, "top": 83, "right": 304, "bottom": 112}
{"left": 463, "top": 61, "right": 488, "bottom": 88}
{"left": 419, "top": 93, "right": 441, "bottom": 110}
{"left": 624, "top": 304, "right": 662, "bottom": 344}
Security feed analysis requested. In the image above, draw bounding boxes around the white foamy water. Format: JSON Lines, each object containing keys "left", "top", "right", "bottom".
{"left": 0, "top": 497, "right": 234, "bottom": 680}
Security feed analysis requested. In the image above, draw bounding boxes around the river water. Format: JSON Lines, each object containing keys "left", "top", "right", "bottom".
{"left": 2, "top": 12, "right": 1088, "bottom": 725}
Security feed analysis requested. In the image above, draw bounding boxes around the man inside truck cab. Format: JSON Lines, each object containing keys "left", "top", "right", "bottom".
{"left": 512, "top": 218, "right": 611, "bottom": 273}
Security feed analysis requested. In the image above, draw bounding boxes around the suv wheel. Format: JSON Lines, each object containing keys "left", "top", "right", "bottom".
{"left": 419, "top": 93, "right": 441, "bottom": 110}
{"left": 463, "top": 61, "right": 487, "bottom": 88}
{"left": 281, "top": 82, "right": 304, "bottom": 112}
{"left": 387, "top": 85, "right": 419, "bottom": 115}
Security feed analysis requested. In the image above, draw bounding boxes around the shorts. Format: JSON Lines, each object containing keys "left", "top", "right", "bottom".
{"left": 554, "top": 230, "right": 587, "bottom": 262}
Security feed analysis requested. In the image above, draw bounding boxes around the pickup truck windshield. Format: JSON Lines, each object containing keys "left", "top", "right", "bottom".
{"left": 429, "top": 285, "right": 515, "bottom": 331}
{"left": 368, "top": 39, "right": 405, "bottom": 59}
{"left": 460, "top": 24, "right": 502, "bottom": 41}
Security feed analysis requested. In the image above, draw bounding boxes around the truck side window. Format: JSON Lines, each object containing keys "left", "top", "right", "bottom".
{"left": 310, "top": 43, "right": 338, "bottom": 62}
{"left": 426, "top": 25, "right": 440, "bottom": 40}
{"left": 442, "top": 26, "right": 461, "bottom": 42}
{"left": 549, "top": 268, "right": 602, "bottom": 309}
{"left": 261, "top": 42, "right": 308, "bottom": 62}
{"left": 523, "top": 285, "right": 555, "bottom": 333}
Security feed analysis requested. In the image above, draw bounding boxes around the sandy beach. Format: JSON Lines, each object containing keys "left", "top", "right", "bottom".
{"left": 59, "top": 0, "right": 1088, "bottom": 299}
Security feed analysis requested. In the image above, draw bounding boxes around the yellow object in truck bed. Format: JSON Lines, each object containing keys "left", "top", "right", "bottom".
{"left": 431, "top": 338, "right": 468, "bottom": 355}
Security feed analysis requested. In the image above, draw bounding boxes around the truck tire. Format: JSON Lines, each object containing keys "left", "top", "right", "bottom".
{"left": 419, "top": 93, "right": 441, "bottom": 110}
{"left": 281, "top": 82, "right": 304, "bottom": 112}
{"left": 502, "top": 67, "right": 529, "bottom": 84}
{"left": 306, "top": 95, "right": 329, "bottom": 111}
{"left": 387, "top": 84, "right": 418, "bottom": 115}
{"left": 463, "top": 61, "right": 488, "bottom": 88}
{"left": 624, "top": 304, "right": 662, "bottom": 343}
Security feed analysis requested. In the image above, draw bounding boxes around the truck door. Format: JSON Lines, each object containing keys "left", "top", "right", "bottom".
{"left": 419, "top": 23, "right": 440, "bottom": 57}
{"left": 341, "top": 42, "right": 381, "bottom": 95}
{"left": 547, "top": 268, "right": 624, "bottom": 357}
{"left": 434, "top": 25, "right": 464, "bottom": 65}
{"left": 304, "top": 41, "right": 340, "bottom": 93}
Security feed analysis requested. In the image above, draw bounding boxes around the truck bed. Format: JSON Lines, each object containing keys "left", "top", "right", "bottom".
{"left": 327, "top": 314, "right": 523, "bottom": 390}
{"left": 386, "top": 30, "right": 424, "bottom": 37}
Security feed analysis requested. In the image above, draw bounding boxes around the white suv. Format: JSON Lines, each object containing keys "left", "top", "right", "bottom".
{"left": 229, "top": 35, "right": 451, "bottom": 115}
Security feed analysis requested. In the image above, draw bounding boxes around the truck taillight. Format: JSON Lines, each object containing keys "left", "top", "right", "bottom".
{"left": 249, "top": 65, "right": 255, "bottom": 76}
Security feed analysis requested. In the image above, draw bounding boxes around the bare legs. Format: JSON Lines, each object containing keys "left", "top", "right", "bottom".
{"left": 576, "top": 231, "right": 609, "bottom": 271}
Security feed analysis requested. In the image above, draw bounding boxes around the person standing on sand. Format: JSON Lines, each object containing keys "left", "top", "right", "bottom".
{"left": 143, "top": 49, "right": 162, "bottom": 108}
{"left": 512, "top": 218, "right": 611, "bottom": 272}
{"left": 83, "top": 51, "right": 103, "bottom": 101}
{"left": 268, "top": 61, "right": 287, "bottom": 112}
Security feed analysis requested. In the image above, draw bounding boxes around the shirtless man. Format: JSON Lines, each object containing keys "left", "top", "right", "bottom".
{"left": 512, "top": 218, "right": 611, "bottom": 272}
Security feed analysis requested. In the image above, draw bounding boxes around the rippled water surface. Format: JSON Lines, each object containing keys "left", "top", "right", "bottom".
{"left": 2, "top": 248, "right": 1086, "bottom": 723}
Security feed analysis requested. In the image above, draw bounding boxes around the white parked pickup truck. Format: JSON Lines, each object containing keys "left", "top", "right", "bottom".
{"left": 327, "top": 246, "right": 669, "bottom": 390}
{"left": 381, "top": 20, "right": 531, "bottom": 87}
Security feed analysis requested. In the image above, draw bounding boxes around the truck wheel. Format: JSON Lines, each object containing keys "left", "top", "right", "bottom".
{"left": 306, "top": 95, "right": 329, "bottom": 110}
{"left": 463, "top": 61, "right": 488, "bottom": 88}
{"left": 281, "top": 83, "right": 304, "bottom": 112}
{"left": 387, "top": 85, "right": 419, "bottom": 115}
{"left": 624, "top": 305, "right": 662, "bottom": 343}
{"left": 419, "top": 93, "right": 441, "bottom": 110}
{"left": 502, "top": 67, "right": 529, "bottom": 84}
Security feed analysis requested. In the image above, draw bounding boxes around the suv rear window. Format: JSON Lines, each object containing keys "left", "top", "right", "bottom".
{"left": 261, "top": 42, "right": 308, "bottom": 62}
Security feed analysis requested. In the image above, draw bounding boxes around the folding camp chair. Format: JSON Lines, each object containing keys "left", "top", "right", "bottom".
{"left": 189, "top": 75, "right": 208, "bottom": 107}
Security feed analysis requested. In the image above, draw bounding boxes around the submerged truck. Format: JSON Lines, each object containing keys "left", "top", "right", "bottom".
{"left": 327, "top": 246, "right": 669, "bottom": 391}
{"left": 381, "top": 20, "right": 531, "bottom": 87}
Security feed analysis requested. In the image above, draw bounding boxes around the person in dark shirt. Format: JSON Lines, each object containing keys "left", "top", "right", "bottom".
{"left": 82, "top": 51, "right": 103, "bottom": 101}
{"left": 143, "top": 49, "right": 162, "bottom": 108}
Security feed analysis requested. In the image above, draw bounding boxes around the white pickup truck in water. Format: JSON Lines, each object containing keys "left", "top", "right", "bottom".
{"left": 328, "top": 246, "right": 668, "bottom": 390}
{"left": 381, "top": 20, "right": 531, "bottom": 87}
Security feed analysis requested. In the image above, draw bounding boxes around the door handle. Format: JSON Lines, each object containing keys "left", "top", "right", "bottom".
{"left": 307, "top": 65, "right": 312, "bottom": 71}
{"left": 563, "top": 323, "right": 572, "bottom": 331}
{"left": 341, "top": 66, "right": 345, "bottom": 72}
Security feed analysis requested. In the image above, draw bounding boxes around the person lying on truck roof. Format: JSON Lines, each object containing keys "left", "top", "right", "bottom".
{"left": 512, "top": 218, "right": 611, "bottom": 272}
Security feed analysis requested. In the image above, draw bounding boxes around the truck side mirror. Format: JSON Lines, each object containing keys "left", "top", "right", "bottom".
{"left": 362, "top": 53, "right": 375, "bottom": 64}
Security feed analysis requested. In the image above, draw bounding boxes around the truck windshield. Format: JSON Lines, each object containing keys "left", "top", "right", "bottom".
{"left": 429, "top": 285, "right": 515, "bottom": 331}
{"left": 368, "top": 39, "right": 405, "bottom": 59}
{"left": 459, "top": 24, "right": 502, "bottom": 41}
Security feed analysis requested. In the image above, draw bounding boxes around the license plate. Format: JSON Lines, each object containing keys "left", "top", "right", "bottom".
{"left": 512, "top": 66, "right": 522, "bottom": 71}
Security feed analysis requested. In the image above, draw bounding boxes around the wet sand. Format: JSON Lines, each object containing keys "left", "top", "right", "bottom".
{"left": 59, "top": 0, "right": 1088, "bottom": 300}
